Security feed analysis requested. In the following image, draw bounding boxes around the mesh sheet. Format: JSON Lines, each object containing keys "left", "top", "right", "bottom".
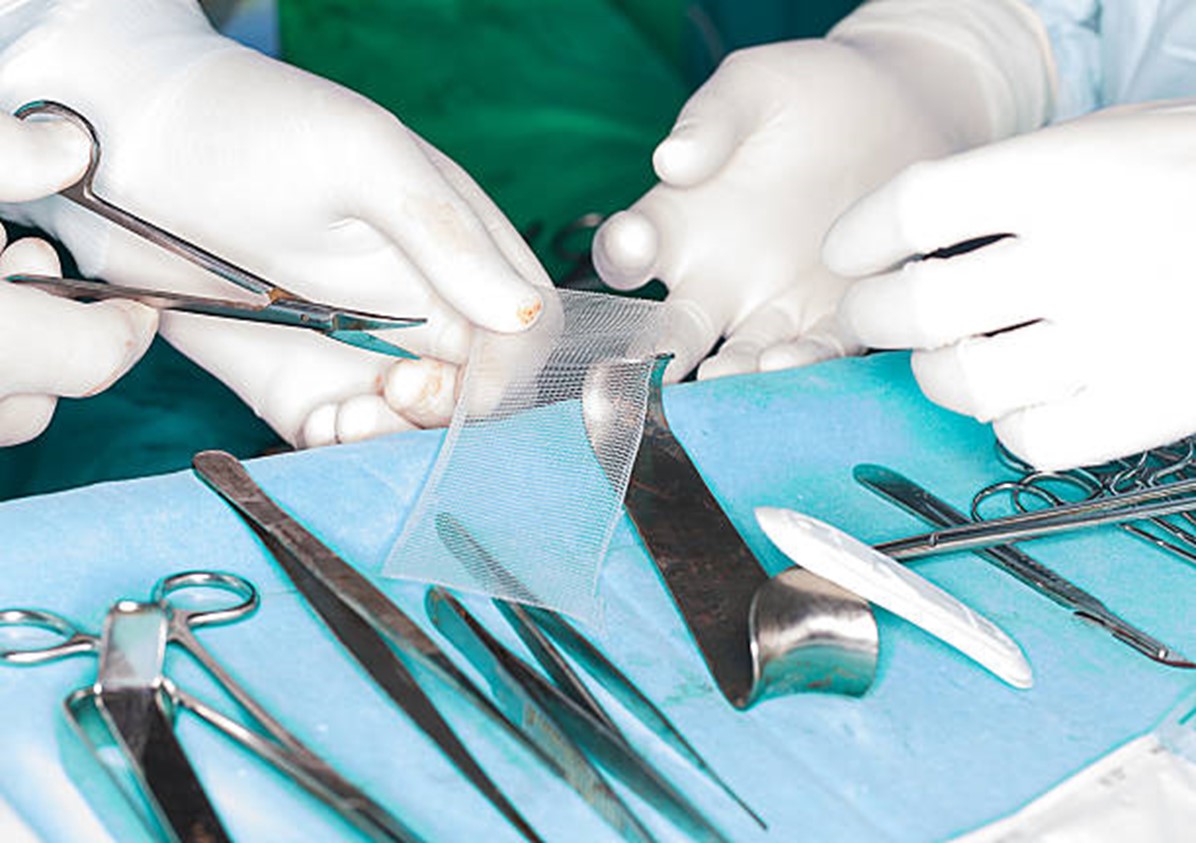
{"left": 383, "top": 289, "right": 668, "bottom": 622}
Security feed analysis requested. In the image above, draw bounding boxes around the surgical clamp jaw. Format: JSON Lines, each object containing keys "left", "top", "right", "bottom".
{"left": 1, "top": 572, "right": 419, "bottom": 843}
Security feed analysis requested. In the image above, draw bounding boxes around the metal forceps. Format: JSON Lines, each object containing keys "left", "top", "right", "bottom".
{"left": 9, "top": 100, "right": 424, "bottom": 358}
{"left": 0, "top": 570, "right": 418, "bottom": 843}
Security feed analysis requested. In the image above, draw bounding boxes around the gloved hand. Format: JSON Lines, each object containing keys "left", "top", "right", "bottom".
{"left": 828, "top": 100, "right": 1196, "bottom": 470}
{"left": 0, "top": 0, "right": 547, "bottom": 447}
{"left": 1, "top": 232, "right": 158, "bottom": 446}
{"left": 593, "top": 0, "right": 1052, "bottom": 382}
{"left": 0, "top": 108, "right": 157, "bottom": 446}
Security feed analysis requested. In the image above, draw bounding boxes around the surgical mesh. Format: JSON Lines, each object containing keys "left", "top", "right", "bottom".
{"left": 383, "top": 289, "right": 668, "bottom": 623}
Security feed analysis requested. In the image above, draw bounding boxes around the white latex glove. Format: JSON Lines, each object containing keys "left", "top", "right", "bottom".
{"left": 828, "top": 100, "right": 1196, "bottom": 471}
{"left": 0, "top": 233, "right": 157, "bottom": 446}
{"left": 0, "top": 0, "right": 547, "bottom": 447}
{"left": 0, "top": 108, "right": 157, "bottom": 446}
{"left": 593, "top": 0, "right": 1053, "bottom": 382}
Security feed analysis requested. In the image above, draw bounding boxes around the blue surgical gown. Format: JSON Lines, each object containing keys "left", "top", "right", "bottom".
{"left": 1024, "top": 0, "right": 1196, "bottom": 118}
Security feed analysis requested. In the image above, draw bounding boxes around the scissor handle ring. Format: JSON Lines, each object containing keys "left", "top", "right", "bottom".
{"left": 0, "top": 608, "right": 97, "bottom": 665}
{"left": 14, "top": 101, "right": 101, "bottom": 197}
{"left": 152, "top": 570, "right": 259, "bottom": 628}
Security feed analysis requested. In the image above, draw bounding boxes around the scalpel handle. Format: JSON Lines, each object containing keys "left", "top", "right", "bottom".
{"left": 854, "top": 466, "right": 1092, "bottom": 606}
{"left": 854, "top": 465, "right": 1193, "bottom": 666}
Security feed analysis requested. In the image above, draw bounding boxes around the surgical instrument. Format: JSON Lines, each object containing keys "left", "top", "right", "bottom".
{"left": 582, "top": 354, "right": 878, "bottom": 707}
{"left": 426, "top": 588, "right": 656, "bottom": 843}
{"left": 190, "top": 450, "right": 541, "bottom": 842}
{"left": 433, "top": 512, "right": 765, "bottom": 828}
{"left": 877, "top": 475, "right": 1196, "bottom": 559}
{"left": 855, "top": 464, "right": 1194, "bottom": 668}
{"left": 13, "top": 100, "right": 423, "bottom": 358}
{"left": 977, "top": 438, "right": 1196, "bottom": 567}
{"left": 0, "top": 571, "right": 419, "bottom": 843}
{"left": 425, "top": 589, "right": 730, "bottom": 843}
{"left": 6, "top": 274, "right": 423, "bottom": 358}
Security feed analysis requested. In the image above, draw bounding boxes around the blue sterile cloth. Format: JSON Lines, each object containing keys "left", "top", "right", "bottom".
{"left": 2, "top": 352, "right": 1195, "bottom": 841}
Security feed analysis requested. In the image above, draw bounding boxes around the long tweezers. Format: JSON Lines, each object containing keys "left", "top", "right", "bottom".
{"left": 191, "top": 450, "right": 541, "bottom": 842}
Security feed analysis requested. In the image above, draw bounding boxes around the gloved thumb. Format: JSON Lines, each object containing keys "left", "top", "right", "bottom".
{"left": 0, "top": 112, "right": 91, "bottom": 202}
{"left": 652, "top": 66, "right": 755, "bottom": 187}
{"left": 0, "top": 239, "right": 158, "bottom": 398}
{"left": 592, "top": 209, "right": 661, "bottom": 292}
{"left": 0, "top": 394, "right": 57, "bottom": 446}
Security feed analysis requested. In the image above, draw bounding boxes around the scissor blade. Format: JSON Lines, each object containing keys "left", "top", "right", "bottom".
{"left": 191, "top": 451, "right": 541, "bottom": 843}
{"left": 854, "top": 464, "right": 1195, "bottom": 667}
{"left": 327, "top": 328, "right": 419, "bottom": 359}
{"left": 6, "top": 273, "right": 272, "bottom": 313}
{"left": 7, "top": 275, "right": 422, "bottom": 358}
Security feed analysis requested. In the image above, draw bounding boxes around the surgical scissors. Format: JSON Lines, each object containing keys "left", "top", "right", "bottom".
{"left": 10, "top": 100, "right": 423, "bottom": 359}
{"left": 974, "top": 438, "right": 1196, "bottom": 566}
{"left": 0, "top": 570, "right": 418, "bottom": 843}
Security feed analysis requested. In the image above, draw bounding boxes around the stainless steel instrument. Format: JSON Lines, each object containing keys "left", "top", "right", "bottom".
{"left": 434, "top": 511, "right": 764, "bottom": 829}
{"left": 191, "top": 451, "right": 539, "bottom": 842}
{"left": 855, "top": 464, "right": 1194, "bottom": 668}
{"left": 12, "top": 100, "right": 422, "bottom": 358}
{"left": 425, "top": 588, "right": 730, "bottom": 843}
{"left": 0, "top": 571, "right": 419, "bottom": 842}
{"left": 583, "top": 355, "right": 879, "bottom": 707}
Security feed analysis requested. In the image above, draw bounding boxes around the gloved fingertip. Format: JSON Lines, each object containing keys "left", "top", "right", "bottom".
{"left": 102, "top": 298, "right": 159, "bottom": 376}
{"left": 992, "top": 411, "right": 1086, "bottom": 473}
{"left": 384, "top": 359, "right": 439, "bottom": 409}
{"left": 512, "top": 288, "right": 544, "bottom": 331}
{"left": 383, "top": 358, "right": 457, "bottom": 427}
{"left": 759, "top": 338, "right": 841, "bottom": 371}
{"left": 106, "top": 297, "right": 160, "bottom": 337}
{"left": 0, "top": 395, "right": 56, "bottom": 447}
{"left": 593, "top": 211, "right": 659, "bottom": 291}
{"left": 822, "top": 186, "right": 908, "bottom": 278}
{"left": 834, "top": 282, "right": 888, "bottom": 350}
{"left": 0, "top": 236, "right": 59, "bottom": 275}
{"left": 71, "top": 300, "right": 158, "bottom": 397}
{"left": 456, "top": 271, "right": 543, "bottom": 334}
{"left": 0, "top": 119, "right": 92, "bottom": 201}
{"left": 910, "top": 346, "right": 980, "bottom": 418}
{"left": 696, "top": 345, "right": 759, "bottom": 380}
{"left": 336, "top": 395, "right": 415, "bottom": 444}
{"left": 654, "top": 299, "right": 721, "bottom": 383}
{"left": 35, "top": 118, "right": 92, "bottom": 179}
{"left": 652, "top": 121, "right": 733, "bottom": 187}
{"left": 299, "top": 403, "right": 339, "bottom": 450}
